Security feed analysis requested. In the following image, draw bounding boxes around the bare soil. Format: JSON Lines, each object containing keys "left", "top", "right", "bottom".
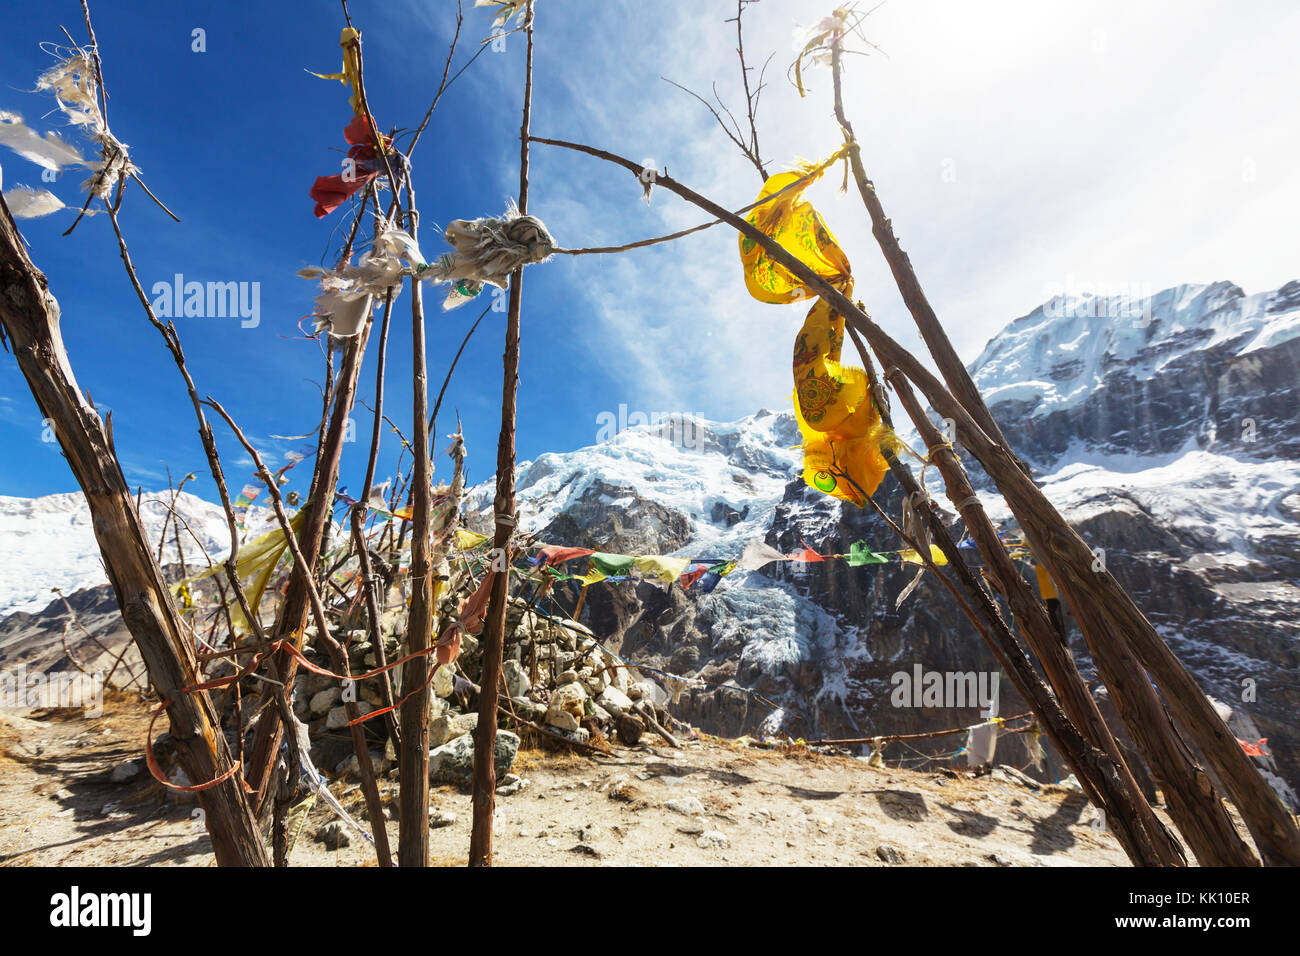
{"left": 0, "top": 691, "right": 1168, "bottom": 866}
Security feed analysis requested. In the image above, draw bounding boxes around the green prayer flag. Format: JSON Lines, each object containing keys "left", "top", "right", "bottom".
{"left": 848, "top": 541, "right": 889, "bottom": 566}
{"left": 589, "top": 552, "right": 636, "bottom": 576}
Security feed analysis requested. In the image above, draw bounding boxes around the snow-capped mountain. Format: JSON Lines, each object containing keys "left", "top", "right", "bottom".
{"left": 0, "top": 490, "right": 250, "bottom": 615}
{"left": 971, "top": 279, "right": 1300, "bottom": 464}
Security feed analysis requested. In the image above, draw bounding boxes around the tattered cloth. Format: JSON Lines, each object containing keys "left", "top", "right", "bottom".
{"left": 310, "top": 115, "right": 404, "bottom": 218}
{"left": 0, "top": 46, "right": 136, "bottom": 217}
{"left": 298, "top": 209, "right": 556, "bottom": 334}
{"left": 418, "top": 203, "right": 556, "bottom": 308}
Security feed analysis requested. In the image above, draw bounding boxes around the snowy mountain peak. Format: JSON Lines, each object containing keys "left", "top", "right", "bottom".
{"left": 468, "top": 409, "right": 802, "bottom": 560}
{"left": 0, "top": 490, "right": 263, "bottom": 616}
{"left": 969, "top": 279, "right": 1300, "bottom": 417}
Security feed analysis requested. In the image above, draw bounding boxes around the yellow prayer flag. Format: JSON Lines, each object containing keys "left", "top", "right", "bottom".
{"left": 900, "top": 544, "right": 948, "bottom": 567}
{"left": 633, "top": 555, "right": 691, "bottom": 582}
{"left": 573, "top": 568, "right": 608, "bottom": 586}
{"left": 309, "top": 28, "right": 364, "bottom": 116}
{"left": 455, "top": 528, "right": 490, "bottom": 550}
{"left": 739, "top": 147, "right": 889, "bottom": 507}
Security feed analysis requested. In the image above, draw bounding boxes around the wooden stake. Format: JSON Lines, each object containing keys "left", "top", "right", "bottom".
{"left": 399, "top": 171, "right": 435, "bottom": 867}
{"left": 0, "top": 196, "right": 268, "bottom": 867}
{"left": 470, "top": 0, "right": 536, "bottom": 868}
{"left": 825, "top": 37, "right": 1273, "bottom": 866}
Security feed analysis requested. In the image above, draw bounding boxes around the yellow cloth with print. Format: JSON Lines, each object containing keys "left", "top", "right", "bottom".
{"left": 739, "top": 150, "right": 889, "bottom": 506}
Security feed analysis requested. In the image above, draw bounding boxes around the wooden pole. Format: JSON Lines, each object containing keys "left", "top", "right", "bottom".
{"left": 244, "top": 328, "right": 372, "bottom": 808}
{"left": 470, "top": 0, "right": 535, "bottom": 868}
{"left": 879, "top": 360, "right": 1252, "bottom": 865}
{"left": 850, "top": 354, "right": 1173, "bottom": 863}
{"left": 206, "top": 399, "right": 393, "bottom": 866}
{"left": 0, "top": 197, "right": 268, "bottom": 867}
{"left": 824, "top": 38, "right": 1272, "bottom": 866}
{"left": 399, "top": 168, "right": 436, "bottom": 866}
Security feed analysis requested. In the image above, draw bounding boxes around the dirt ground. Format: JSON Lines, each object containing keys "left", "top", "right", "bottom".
{"left": 0, "top": 691, "right": 1171, "bottom": 867}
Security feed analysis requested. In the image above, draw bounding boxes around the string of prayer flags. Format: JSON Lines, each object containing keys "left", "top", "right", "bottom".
{"left": 537, "top": 545, "right": 594, "bottom": 567}
{"left": 900, "top": 544, "right": 949, "bottom": 567}
{"left": 573, "top": 567, "right": 608, "bottom": 587}
{"left": 698, "top": 561, "right": 736, "bottom": 594}
{"left": 234, "top": 482, "right": 261, "bottom": 510}
{"left": 679, "top": 564, "right": 710, "bottom": 590}
{"left": 234, "top": 482, "right": 261, "bottom": 529}
{"left": 789, "top": 543, "right": 827, "bottom": 562}
{"left": 739, "top": 145, "right": 892, "bottom": 507}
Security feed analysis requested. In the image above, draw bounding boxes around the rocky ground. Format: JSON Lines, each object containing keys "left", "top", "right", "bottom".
{"left": 0, "top": 690, "right": 1199, "bottom": 867}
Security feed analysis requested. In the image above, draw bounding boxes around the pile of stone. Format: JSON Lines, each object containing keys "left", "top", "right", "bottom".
{"left": 286, "top": 595, "right": 682, "bottom": 788}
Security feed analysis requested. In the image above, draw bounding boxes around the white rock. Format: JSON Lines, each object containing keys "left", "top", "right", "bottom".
{"left": 429, "top": 711, "right": 478, "bottom": 748}
{"left": 433, "top": 665, "right": 456, "bottom": 699}
{"left": 545, "top": 681, "right": 587, "bottom": 728}
{"left": 503, "top": 659, "right": 532, "bottom": 699}
{"left": 429, "top": 809, "right": 457, "bottom": 828}
{"left": 310, "top": 686, "right": 341, "bottom": 715}
{"left": 598, "top": 685, "right": 633, "bottom": 715}
{"left": 325, "top": 701, "right": 374, "bottom": 730}
{"left": 697, "top": 830, "right": 729, "bottom": 849}
{"left": 665, "top": 796, "right": 706, "bottom": 816}
{"left": 547, "top": 710, "right": 581, "bottom": 733}
{"left": 630, "top": 680, "right": 669, "bottom": 706}
{"left": 110, "top": 760, "right": 140, "bottom": 784}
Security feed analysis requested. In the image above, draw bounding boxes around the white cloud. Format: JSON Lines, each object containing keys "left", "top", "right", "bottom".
{"left": 399, "top": 0, "right": 1300, "bottom": 418}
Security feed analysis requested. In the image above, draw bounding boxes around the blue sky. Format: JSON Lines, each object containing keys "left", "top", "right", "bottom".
{"left": 1, "top": 0, "right": 1297, "bottom": 505}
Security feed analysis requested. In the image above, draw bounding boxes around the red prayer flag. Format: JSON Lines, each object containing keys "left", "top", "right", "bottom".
{"left": 537, "top": 546, "right": 595, "bottom": 567}
{"left": 1238, "top": 737, "right": 1269, "bottom": 757}
{"left": 679, "top": 563, "right": 709, "bottom": 589}
{"left": 789, "top": 539, "right": 827, "bottom": 562}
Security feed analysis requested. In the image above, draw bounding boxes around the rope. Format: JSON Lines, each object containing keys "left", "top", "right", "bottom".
{"left": 553, "top": 149, "right": 850, "bottom": 258}
{"left": 805, "top": 712, "right": 1034, "bottom": 747}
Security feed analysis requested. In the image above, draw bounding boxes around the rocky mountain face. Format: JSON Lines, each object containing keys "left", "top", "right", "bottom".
{"left": 2, "top": 280, "right": 1296, "bottom": 800}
